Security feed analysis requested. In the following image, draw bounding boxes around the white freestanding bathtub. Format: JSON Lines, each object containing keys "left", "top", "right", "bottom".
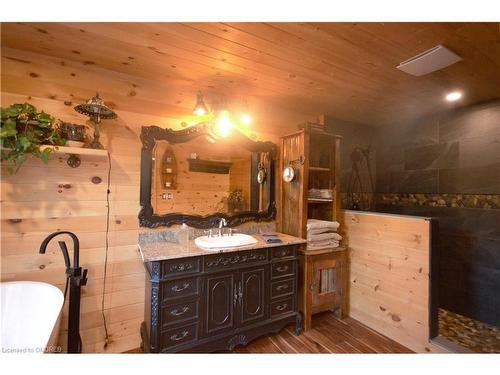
{"left": 1, "top": 281, "right": 64, "bottom": 353}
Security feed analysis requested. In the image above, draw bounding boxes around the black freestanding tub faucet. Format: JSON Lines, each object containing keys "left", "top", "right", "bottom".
{"left": 39, "top": 231, "right": 88, "bottom": 353}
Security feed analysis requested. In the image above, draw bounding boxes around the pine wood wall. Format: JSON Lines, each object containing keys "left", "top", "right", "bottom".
{"left": 0, "top": 47, "right": 286, "bottom": 353}
{"left": 152, "top": 141, "right": 231, "bottom": 215}
{"left": 342, "top": 210, "right": 444, "bottom": 353}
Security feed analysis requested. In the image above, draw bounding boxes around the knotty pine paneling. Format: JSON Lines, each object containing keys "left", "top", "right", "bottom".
{"left": 152, "top": 140, "right": 231, "bottom": 215}
{"left": 0, "top": 46, "right": 311, "bottom": 138}
{"left": 0, "top": 49, "right": 286, "bottom": 352}
{"left": 342, "top": 210, "right": 444, "bottom": 353}
{"left": 3, "top": 23, "right": 498, "bottom": 128}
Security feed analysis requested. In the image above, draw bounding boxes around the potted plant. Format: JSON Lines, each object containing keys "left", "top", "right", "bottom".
{"left": 0, "top": 103, "right": 66, "bottom": 173}
{"left": 227, "top": 189, "right": 246, "bottom": 213}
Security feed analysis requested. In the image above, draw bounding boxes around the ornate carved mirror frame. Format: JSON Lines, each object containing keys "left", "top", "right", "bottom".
{"left": 139, "top": 124, "right": 277, "bottom": 228}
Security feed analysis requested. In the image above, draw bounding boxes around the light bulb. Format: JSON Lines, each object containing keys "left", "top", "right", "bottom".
{"left": 216, "top": 111, "right": 232, "bottom": 138}
{"left": 193, "top": 107, "right": 206, "bottom": 116}
{"left": 240, "top": 113, "right": 252, "bottom": 126}
{"left": 192, "top": 91, "right": 209, "bottom": 116}
{"left": 445, "top": 91, "right": 462, "bottom": 102}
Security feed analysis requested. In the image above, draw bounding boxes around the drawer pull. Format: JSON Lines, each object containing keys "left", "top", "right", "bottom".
{"left": 170, "top": 263, "right": 193, "bottom": 272}
{"left": 276, "top": 303, "right": 288, "bottom": 311}
{"left": 170, "top": 306, "right": 189, "bottom": 316}
{"left": 276, "top": 284, "right": 289, "bottom": 291}
{"left": 276, "top": 265, "right": 289, "bottom": 272}
{"left": 170, "top": 330, "right": 189, "bottom": 341}
{"left": 277, "top": 250, "right": 289, "bottom": 257}
{"left": 171, "top": 283, "right": 190, "bottom": 292}
{"left": 206, "top": 252, "right": 266, "bottom": 268}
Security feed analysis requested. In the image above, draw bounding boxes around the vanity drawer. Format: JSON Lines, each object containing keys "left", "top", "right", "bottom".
{"left": 204, "top": 249, "right": 267, "bottom": 271}
{"left": 161, "top": 300, "right": 199, "bottom": 327}
{"left": 271, "top": 260, "right": 295, "bottom": 279}
{"left": 270, "top": 296, "right": 294, "bottom": 318}
{"left": 160, "top": 323, "right": 198, "bottom": 351}
{"left": 271, "top": 278, "right": 295, "bottom": 299}
{"left": 271, "top": 246, "right": 297, "bottom": 260}
{"left": 162, "top": 277, "right": 200, "bottom": 301}
{"left": 162, "top": 257, "right": 200, "bottom": 278}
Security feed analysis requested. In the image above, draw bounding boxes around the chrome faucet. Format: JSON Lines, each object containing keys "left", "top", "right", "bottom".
{"left": 218, "top": 218, "right": 227, "bottom": 236}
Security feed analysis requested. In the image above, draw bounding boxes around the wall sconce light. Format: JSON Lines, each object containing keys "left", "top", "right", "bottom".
{"left": 192, "top": 91, "right": 210, "bottom": 116}
{"left": 190, "top": 91, "right": 253, "bottom": 139}
{"left": 215, "top": 110, "right": 233, "bottom": 138}
{"left": 240, "top": 113, "right": 252, "bottom": 126}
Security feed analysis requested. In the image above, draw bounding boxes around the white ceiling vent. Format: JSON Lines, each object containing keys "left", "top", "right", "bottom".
{"left": 397, "top": 45, "right": 462, "bottom": 76}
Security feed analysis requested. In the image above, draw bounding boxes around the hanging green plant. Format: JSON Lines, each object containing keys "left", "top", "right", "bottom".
{"left": 0, "top": 103, "right": 66, "bottom": 174}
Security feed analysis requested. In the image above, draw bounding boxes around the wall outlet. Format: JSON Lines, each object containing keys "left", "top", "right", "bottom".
{"left": 160, "top": 193, "right": 174, "bottom": 200}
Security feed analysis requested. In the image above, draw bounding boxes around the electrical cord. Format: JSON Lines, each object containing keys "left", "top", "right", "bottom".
{"left": 101, "top": 151, "right": 112, "bottom": 348}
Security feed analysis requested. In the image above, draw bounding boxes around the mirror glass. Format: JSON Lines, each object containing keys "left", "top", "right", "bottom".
{"left": 150, "top": 137, "right": 271, "bottom": 217}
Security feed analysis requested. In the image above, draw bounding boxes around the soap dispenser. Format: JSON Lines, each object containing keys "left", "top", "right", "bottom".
{"left": 178, "top": 223, "right": 189, "bottom": 247}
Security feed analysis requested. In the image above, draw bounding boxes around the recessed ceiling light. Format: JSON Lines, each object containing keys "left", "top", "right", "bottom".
{"left": 445, "top": 92, "right": 462, "bottom": 101}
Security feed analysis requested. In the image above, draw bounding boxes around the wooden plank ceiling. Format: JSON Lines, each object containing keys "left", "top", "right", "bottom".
{"left": 2, "top": 22, "right": 499, "bottom": 131}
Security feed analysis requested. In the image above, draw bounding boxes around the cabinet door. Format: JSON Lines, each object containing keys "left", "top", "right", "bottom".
{"left": 312, "top": 256, "right": 339, "bottom": 308}
{"left": 204, "top": 271, "right": 236, "bottom": 336}
{"left": 239, "top": 266, "right": 268, "bottom": 327}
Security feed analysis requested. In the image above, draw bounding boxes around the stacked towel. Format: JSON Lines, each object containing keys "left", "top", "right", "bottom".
{"left": 306, "top": 219, "right": 342, "bottom": 250}
{"left": 306, "top": 219, "right": 340, "bottom": 231}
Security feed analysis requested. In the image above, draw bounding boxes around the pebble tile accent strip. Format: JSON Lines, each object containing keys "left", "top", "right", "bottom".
{"left": 340, "top": 193, "right": 500, "bottom": 210}
{"left": 438, "top": 308, "right": 500, "bottom": 353}
{"left": 378, "top": 193, "right": 500, "bottom": 209}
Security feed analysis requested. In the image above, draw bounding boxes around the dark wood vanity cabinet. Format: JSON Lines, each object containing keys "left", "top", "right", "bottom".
{"left": 141, "top": 244, "right": 302, "bottom": 353}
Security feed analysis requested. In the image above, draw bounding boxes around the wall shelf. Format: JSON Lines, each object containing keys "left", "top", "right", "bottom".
{"left": 40, "top": 145, "right": 108, "bottom": 157}
{"left": 307, "top": 198, "right": 333, "bottom": 204}
{"left": 1, "top": 145, "right": 109, "bottom": 168}
{"left": 160, "top": 146, "right": 177, "bottom": 189}
{"left": 309, "top": 166, "right": 331, "bottom": 172}
{"left": 188, "top": 158, "right": 232, "bottom": 174}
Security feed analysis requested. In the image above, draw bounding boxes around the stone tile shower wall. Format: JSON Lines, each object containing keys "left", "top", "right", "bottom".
{"left": 375, "top": 100, "right": 500, "bottom": 327}
{"left": 324, "top": 117, "right": 377, "bottom": 211}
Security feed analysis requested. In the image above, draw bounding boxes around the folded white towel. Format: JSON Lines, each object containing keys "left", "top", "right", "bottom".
{"left": 307, "top": 232, "right": 342, "bottom": 242}
{"left": 306, "top": 219, "right": 340, "bottom": 231}
{"left": 308, "top": 227, "right": 336, "bottom": 236}
{"left": 307, "top": 240, "right": 340, "bottom": 249}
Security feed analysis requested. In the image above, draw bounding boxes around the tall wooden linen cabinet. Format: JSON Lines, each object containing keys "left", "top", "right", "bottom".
{"left": 280, "top": 125, "right": 348, "bottom": 331}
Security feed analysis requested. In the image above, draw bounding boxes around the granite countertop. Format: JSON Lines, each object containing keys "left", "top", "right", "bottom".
{"left": 138, "top": 232, "right": 307, "bottom": 262}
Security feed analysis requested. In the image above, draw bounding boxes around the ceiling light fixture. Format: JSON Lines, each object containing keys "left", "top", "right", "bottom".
{"left": 445, "top": 91, "right": 462, "bottom": 102}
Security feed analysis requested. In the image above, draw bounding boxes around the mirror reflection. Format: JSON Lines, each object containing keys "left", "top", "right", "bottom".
{"left": 151, "top": 136, "right": 271, "bottom": 217}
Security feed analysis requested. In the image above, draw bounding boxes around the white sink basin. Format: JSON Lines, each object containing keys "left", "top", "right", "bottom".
{"left": 194, "top": 233, "right": 258, "bottom": 249}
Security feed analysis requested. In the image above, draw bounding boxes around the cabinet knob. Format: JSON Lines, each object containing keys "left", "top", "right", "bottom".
{"left": 276, "top": 303, "right": 288, "bottom": 311}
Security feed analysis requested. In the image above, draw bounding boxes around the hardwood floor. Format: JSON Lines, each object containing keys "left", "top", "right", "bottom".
{"left": 126, "top": 312, "right": 412, "bottom": 353}
{"left": 232, "top": 312, "right": 411, "bottom": 353}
